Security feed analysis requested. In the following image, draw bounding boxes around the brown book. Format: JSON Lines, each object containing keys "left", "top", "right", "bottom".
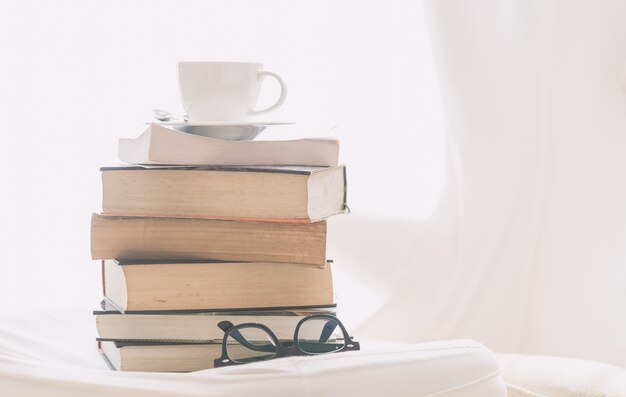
{"left": 101, "top": 259, "right": 334, "bottom": 311}
{"left": 99, "top": 340, "right": 220, "bottom": 372}
{"left": 90, "top": 214, "right": 327, "bottom": 266}
{"left": 101, "top": 165, "right": 347, "bottom": 222}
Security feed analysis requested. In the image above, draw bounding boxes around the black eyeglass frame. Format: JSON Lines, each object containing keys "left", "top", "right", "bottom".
{"left": 214, "top": 313, "right": 360, "bottom": 368}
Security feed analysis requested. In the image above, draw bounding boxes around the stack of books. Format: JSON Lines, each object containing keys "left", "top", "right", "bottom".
{"left": 91, "top": 124, "right": 347, "bottom": 372}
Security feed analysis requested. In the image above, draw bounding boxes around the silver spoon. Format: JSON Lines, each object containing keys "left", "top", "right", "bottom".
{"left": 153, "top": 108, "right": 190, "bottom": 122}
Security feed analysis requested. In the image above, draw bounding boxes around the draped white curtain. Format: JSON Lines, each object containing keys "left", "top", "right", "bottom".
{"left": 342, "top": 0, "right": 626, "bottom": 367}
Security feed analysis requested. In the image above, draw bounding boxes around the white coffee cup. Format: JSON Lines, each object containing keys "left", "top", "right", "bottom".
{"left": 178, "top": 62, "right": 287, "bottom": 122}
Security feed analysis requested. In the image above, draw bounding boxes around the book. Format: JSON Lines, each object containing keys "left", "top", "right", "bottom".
{"left": 118, "top": 124, "right": 340, "bottom": 166}
{"left": 98, "top": 340, "right": 219, "bottom": 372}
{"left": 95, "top": 306, "right": 337, "bottom": 341}
{"left": 101, "top": 259, "right": 334, "bottom": 312}
{"left": 90, "top": 214, "right": 327, "bottom": 266}
{"left": 100, "top": 165, "right": 347, "bottom": 222}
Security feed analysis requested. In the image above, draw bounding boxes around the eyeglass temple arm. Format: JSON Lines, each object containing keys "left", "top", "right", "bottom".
{"left": 319, "top": 320, "right": 339, "bottom": 343}
{"left": 218, "top": 321, "right": 234, "bottom": 332}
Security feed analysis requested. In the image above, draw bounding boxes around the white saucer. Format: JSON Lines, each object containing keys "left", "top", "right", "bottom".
{"left": 147, "top": 121, "right": 294, "bottom": 141}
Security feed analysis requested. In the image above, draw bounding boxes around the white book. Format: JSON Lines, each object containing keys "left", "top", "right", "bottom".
{"left": 118, "top": 124, "right": 340, "bottom": 166}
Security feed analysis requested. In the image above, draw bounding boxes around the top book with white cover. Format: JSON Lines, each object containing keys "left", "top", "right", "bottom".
{"left": 119, "top": 124, "right": 340, "bottom": 167}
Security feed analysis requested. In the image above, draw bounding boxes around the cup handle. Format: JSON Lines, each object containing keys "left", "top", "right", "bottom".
{"left": 249, "top": 71, "right": 287, "bottom": 116}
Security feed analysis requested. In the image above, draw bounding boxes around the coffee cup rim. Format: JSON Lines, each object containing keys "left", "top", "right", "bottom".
{"left": 178, "top": 61, "right": 263, "bottom": 67}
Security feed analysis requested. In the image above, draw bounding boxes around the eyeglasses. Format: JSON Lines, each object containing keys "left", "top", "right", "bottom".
{"left": 214, "top": 314, "right": 360, "bottom": 367}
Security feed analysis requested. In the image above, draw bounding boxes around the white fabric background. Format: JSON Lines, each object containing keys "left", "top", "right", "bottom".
{"left": 333, "top": 0, "right": 626, "bottom": 367}
{"left": 1, "top": 0, "right": 625, "bottom": 373}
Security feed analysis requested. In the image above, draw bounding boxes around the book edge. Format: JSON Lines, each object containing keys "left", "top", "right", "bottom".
{"left": 93, "top": 302, "right": 338, "bottom": 315}
{"left": 97, "top": 341, "right": 117, "bottom": 371}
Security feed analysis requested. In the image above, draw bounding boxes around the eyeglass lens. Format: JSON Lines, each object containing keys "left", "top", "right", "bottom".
{"left": 226, "top": 326, "right": 277, "bottom": 363}
{"left": 297, "top": 318, "right": 346, "bottom": 354}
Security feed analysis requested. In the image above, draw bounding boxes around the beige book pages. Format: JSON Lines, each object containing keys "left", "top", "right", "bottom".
{"left": 101, "top": 342, "right": 220, "bottom": 372}
{"left": 104, "top": 260, "right": 334, "bottom": 311}
{"left": 90, "top": 214, "right": 328, "bottom": 266}
{"left": 119, "top": 124, "right": 340, "bottom": 166}
{"left": 102, "top": 169, "right": 309, "bottom": 219}
{"left": 96, "top": 313, "right": 309, "bottom": 341}
{"left": 101, "top": 166, "right": 346, "bottom": 222}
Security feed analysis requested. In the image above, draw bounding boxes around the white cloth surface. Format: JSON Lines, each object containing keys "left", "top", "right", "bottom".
{"left": 0, "top": 310, "right": 505, "bottom": 397}
{"left": 499, "top": 353, "right": 626, "bottom": 397}
{"left": 328, "top": 0, "right": 626, "bottom": 368}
